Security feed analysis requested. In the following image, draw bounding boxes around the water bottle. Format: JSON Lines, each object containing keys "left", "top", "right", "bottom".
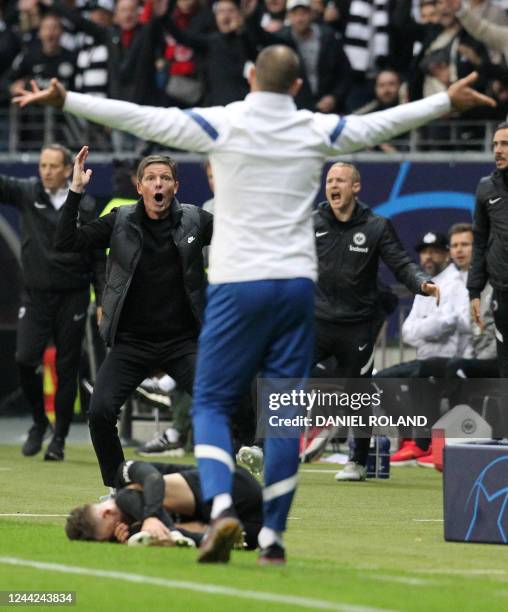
{"left": 366, "top": 436, "right": 390, "bottom": 479}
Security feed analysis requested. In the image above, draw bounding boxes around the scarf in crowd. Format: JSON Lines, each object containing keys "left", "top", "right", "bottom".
{"left": 343, "top": 0, "right": 389, "bottom": 75}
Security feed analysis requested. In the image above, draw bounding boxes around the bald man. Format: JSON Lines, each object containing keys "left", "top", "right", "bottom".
{"left": 312, "top": 162, "right": 437, "bottom": 481}
{"left": 14, "top": 45, "right": 495, "bottom": 565}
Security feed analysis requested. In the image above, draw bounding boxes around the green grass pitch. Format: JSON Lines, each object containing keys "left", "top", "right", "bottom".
{"left": 1, "top": 444, "right": 507, "bottom": 611}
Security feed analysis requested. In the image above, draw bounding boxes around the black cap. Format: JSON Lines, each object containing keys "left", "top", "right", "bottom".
{"left": 414, "top": 231, "right": 448, "bottom": 253}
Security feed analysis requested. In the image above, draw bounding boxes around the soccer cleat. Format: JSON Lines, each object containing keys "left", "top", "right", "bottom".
{"left": 416, "top": 446, "right": 435, "bottom": 468}
{"left": 237, "top": 445, "right": 264, "bottom": 475}
{"left": 136, "top": 431, "right": 185, "bottom": 458}
{"left": 258, "top": 543, "right": 286, "bottom": 566}
{"left": 170, "top": 530, "right": 197, "bottom": 548}
{"left": 390, "top": 440, "right": 431, "bottom": 466}
{"left": 44, "top": 436, "right": 65, "bottom": 461}
{"left": 334, "top": 461, "right": 366, "bottom": 482}
{"left": 127, "top": 529, "right": 195, "bottom": 548}
{"left": 299, "top": 426, "right": 338, "bottom": 463}
{"left": 197, "top": 510, "right": 243, "bottom": 563}
{"left": 22, "top": 423, "right": 50, "bottom": 457}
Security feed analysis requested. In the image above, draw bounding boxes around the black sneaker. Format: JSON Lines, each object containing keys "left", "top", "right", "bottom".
{"left": 197, "top": 509, "right": 243, "bottom": 563}
{"left": 22, "top": 423, "right": 49, "bottom": 457}
{"left": 258, "top": 542, "right": 286, "bottom": 566}
{"left": 44, "top": 436, "right": 65, "bottom": 461}
{"left": 136, "top": 431, "right": 184, "bottom": 457}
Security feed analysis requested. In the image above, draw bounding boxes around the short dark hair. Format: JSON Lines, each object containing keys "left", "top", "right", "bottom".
{"left": 328, "top": 162, "right": 361, "bottom": 183}
{"left": 136, "top": 155, "right": 178, "bottom": 182}
{"left": 255, "top": 45, "right": 300, "bottom": 94}
{"left": 65, "top": 505, "right": 97, "bottom": 541}
{"left": 448, "top": 222, "right": 473, "bottom": 240}
{"left": 41, "top": 143, "right": 72, "bottom": 167}
{"left": 495, "top": 121, "right": 508, "bottom": 133}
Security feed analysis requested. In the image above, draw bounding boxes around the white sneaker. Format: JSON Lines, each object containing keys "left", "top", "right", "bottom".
{"left": 127, "top": 530, "right": 195, "bottom": 548}
{"left": 170, "top": 530, "right": 196, "bottom": 548}
{"left": 335, "top": 461, "right": 366, "bottom": 482}
{"left": 237, "top": 446, "right": 264, "bottom": 475}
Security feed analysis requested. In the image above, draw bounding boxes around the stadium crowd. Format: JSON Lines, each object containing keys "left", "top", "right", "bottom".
{"left": 3, "top": 0, "right": 508, "bottom": 149}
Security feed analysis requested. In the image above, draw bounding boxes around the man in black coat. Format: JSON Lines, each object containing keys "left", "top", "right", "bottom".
{"left": 245, "top": 0, "right": 352, "bottom": 113}
{"left": 312, "top": 162, "right": 439, "bottom": 481}
{"left": 469, "top": 121, "right": 508, "bottom": 377}
{"left": 0, "top": 143, "right": 104, "bottom": 460}
{"left": 55, "top": 147, "right": 213, "bottom": 486}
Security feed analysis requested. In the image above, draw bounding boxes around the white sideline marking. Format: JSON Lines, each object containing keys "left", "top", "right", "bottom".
{"left": 417, "top": 568, "right": 506, "bottom": 577}
{"left": 367, "top": 575, "right": 435, "bottom": 587}
{"left": 300, "top": 469, "right": 338, "bottom": 473}
{"left": 0, "top": 556, "right": 394, "bottom": 612}
{"left": 412, "top": 519, "right": 444, "bottom": 523}
{"left": 0, "top": 514, "right": 67, "bottom": 518}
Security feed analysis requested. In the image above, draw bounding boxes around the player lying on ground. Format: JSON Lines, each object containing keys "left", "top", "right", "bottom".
{"left": 66, "top": 461, "right": 262, "bottom": 551}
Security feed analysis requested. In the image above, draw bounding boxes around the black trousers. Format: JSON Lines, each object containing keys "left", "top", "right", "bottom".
{"left": 15, "top": 288, "right": 89, "bottom": 438}
{"left": 89, "top": 333, "right": 197, "bottom": 486}
{"left": 493, "top": 289, "right": 508, "bottom": 377}
{"left": 314, "top": 318, "right": 377, "bottom": 466}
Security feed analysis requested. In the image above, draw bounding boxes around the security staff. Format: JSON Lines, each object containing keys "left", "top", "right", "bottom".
{"left": 55, "top": 147, "right": 212, "bottom": 487}
{"left": 0, "top": 143, "right": 104, "bottom": 460}
{"left": 313, "top": 162, "right": 438, "bottom": 481}
{"left": 469, "top": 121, "right": 508, "bottom": 377}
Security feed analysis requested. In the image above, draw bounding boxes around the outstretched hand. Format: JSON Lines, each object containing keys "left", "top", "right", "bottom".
{"left": 448, "top": 72, "right": 496, "bottom": 112}
{"left": 421, "top": 282, "right": 440, "bottom": 306}
{"left": 71, "top": 146, "right": 93, "bottom": 194}
{"left": 12, "top": 77, "right": 67, "bottom": 109}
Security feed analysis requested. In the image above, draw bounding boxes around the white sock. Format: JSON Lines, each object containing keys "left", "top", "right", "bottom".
{"left": 211, "top": 493, "right": 233, "bottom": 519}
{"left": 258, "top": 526, "right": 284, "bottom": 549}
{"left": 164, "top": 427, "right": 179, "bottom": 443}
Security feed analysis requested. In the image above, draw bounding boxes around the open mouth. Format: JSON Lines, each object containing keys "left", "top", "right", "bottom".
{"left": 154, "top": 193, "right": 164, "bottom": 203}
{"left": 330, "top": 192, "right": 341, "bottom": 203}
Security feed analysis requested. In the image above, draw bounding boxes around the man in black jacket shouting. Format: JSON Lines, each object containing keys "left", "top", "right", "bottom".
{"left": 468, "top": 121, "right": 508, "bottom": 377}
{"left": 55, "top": 147, "right": 213, "bottom": 487}
{"left": 0, "top": 143, "right": 104, "bottom": 461}
{"left": 313, "top": 162, "right": 439, "bottom": 481}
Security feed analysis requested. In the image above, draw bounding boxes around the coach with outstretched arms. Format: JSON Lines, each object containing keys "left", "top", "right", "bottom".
{"left": 468, "top": 121, "right": 508, "bottom": 377}
{"left": 13, "top": 45, "right": 494, "bottom": 565}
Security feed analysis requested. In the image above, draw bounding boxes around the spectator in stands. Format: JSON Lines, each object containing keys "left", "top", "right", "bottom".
{"left": 54, "top": 148, "right": 212, "bottom": 487}
{"left": 0, "top": 5, "right": 22, "bottom": 149}
{"left": 353, "top": 69, "right": 408, "bottom": 151}
{"left": 259, "top": 0, "right": 286, "bottom": 32}
{"left": 246, "top": 0, "right": 352, "bottom": 113}
{"left": 8, "top": 12, "right": 75, "bottom": 95}
{"left": 392, "top": 0, "right": 489, "bottom": 101}
{"left": 160, "top": 0, "right": 257, "bottom": 106}
{"left": 46, "top": 0, "right": 146, "bottom": 101}
{"left": 134, "top": 0, "right": 211, "bottom": 107}
{"left": 0, "top": 6, "right": 21, "bottom": 80}
{"left": 342, "top": 0, "right": 390, "bottom": 110}
{"left": 0, "top": 143, "right": 105, "bottom": 461}
{"left": 450, "top": 0, "right": 508, "bottom": 65}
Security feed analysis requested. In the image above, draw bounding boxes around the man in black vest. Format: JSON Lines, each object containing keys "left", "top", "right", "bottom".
{"left": 0, "top": 143, "right": 104, "bottom": 461}
{"left": 55, "top": 147, "right": 213, "bottom": 486}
